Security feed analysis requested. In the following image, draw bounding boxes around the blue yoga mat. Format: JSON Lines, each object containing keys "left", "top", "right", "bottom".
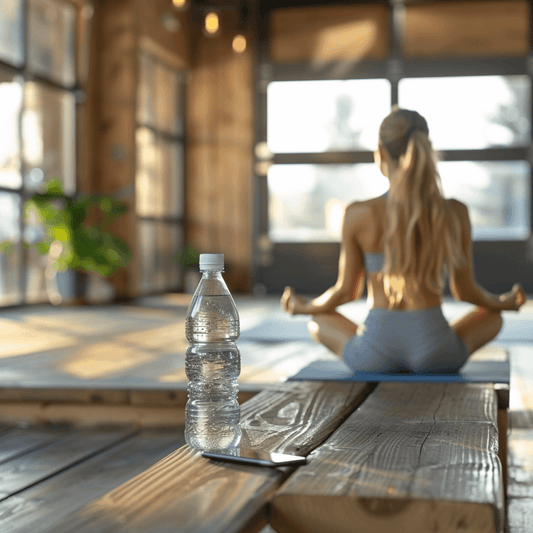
{"left": 290, "top": 358, "right": 509, "bottom": 384}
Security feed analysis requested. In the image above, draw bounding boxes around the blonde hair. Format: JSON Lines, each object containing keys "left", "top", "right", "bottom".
{"left": 378, "top": 107, "right": 466, "bottom": 308}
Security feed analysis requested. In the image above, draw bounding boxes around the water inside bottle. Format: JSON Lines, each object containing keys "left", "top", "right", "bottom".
{"left": 185, "top": 294, "right": 241, "bottom": 451}
{"left": 186, "top": 295, "right": 239, "bottom": 343}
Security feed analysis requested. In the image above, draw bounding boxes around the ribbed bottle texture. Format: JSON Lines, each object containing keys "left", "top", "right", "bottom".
{"left": 184, "top": 265, "right": 241, "bottom": 451}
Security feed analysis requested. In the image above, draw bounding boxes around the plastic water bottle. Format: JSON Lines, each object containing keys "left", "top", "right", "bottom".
{"left": 184, "top": 253, "right": 242, "bottom": 451}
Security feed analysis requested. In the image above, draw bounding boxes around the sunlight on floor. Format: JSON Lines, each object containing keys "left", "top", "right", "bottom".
{"left": 0, "top": 321, "right": 76, "bottom": 357}
{"left": 61, "top": 342, "right": 158, "bottom": 379}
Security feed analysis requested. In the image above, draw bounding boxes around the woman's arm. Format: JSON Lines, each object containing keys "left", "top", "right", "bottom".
{"left": 281, "top": 204, "right": 366, "bottom": 315}
{"left": 449, "top": 200, "right": 526, "bottom": 311}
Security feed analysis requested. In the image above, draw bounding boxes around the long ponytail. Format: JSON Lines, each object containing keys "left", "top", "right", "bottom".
{"left": 379, "top": 108, "right": 465, "bottom": 308}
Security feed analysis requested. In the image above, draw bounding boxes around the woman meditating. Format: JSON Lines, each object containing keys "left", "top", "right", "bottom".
{"left": 281, "top": 106, "right": 526, "bottom": 374}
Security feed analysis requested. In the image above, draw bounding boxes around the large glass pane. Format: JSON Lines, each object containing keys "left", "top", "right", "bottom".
{"left": 137, "top": 53, "right": 183, "bottom": 136}
{"left": 154, "top": 63, "right": 182, "bottom": 136}
{"left": 0, "top": 192, "right": 22, "bottom": 305}
{"left": 268, "top": 161, "right": 530, "bottom": 243}
{"left": 399, "top": 76, "right": 530, "bottom": 150}
{"left": 137, "top": 53, "right": 156, "bottom": 128}
{"left": 136, "top": 128, "right": 161, "bottom": 217}
{"left": 268, "top": 163, "right": 389, "bottom": 242}
{"left": 168, "top": 224, "right": 183, "bottom": 289}
{"left": 162, "top": 141, "right": 183, "bottom": 218}
{"left": 439, "top": 160, "right": 530, "bottom": 240}
{"left": 23, "top": 200, "right": 48, "bottom": 303}
{"left": 0, "top": 71, "right": 23, "bottom": 189}
{"left": 136, "top": 128, "right": 182, "bottom": 218}
{"left": 138, "top": 220, "right": 167, "bottom": 293}
{"left": 22, "top": 82, "right": 76, "bottom": 195}
{"left": 267, "top": 79, "right": 391, "bottom": 153}
{"left": 0, "top": 0, "right": 24, "bottom": 67}
{"left": 27, "top": 0, "right": 76, "bottom": 87}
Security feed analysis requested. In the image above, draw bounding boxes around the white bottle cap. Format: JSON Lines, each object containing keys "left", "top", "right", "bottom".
{"left": 199, "top": 253, "right": 224, "bottom": 270}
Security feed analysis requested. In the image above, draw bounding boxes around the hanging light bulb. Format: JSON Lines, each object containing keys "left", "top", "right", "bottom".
{"left": 232, "top": 34, "right": 246, "bottom": 53}
{"left": 205, "top": 12, "right": 219, "bottom": 35}
{"left": 172, "top": 0, "right": 188, "bottom": 9}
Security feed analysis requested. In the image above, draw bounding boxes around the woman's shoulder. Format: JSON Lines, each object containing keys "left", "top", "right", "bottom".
{"left": 346, "top": 192, "right": 387, "bottom": 212}
{"left": 343, "top": 195, "right": 386, "bottom": 237}
{"left": 344, "top": 198, "right": 375, "bottom": 222}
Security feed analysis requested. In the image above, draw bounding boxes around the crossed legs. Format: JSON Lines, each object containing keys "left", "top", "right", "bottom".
{"left": 449, "top": 306, "right": 503, "bottom": 356}
{"left": 307, "top": 312, "right": 359, "bottom": 358}
{"left": 308, "top": 306, "right": 503, "bottom": 359}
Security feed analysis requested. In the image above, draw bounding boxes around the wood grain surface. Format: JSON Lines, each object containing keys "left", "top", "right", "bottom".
{"left": 0, "top": 426, "right": 136, "bottom": 501}
{"left": 45, "top": 381, "right": 370, "bottom": 533}
{"left": 0, "top": 427, "right": 64, "bottom": 465}
{"left": 271, "top": 382, "right": 504, "bottom": 533}
{"left": 0, "top": 430, "right": 185, "bottom": 533}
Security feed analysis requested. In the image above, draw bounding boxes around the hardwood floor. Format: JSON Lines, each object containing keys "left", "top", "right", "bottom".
{"left": 0, "top": 293, "right": 532, "bottom": 531}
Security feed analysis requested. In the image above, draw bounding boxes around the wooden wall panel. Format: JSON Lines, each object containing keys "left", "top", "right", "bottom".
{"left": 93, "top": 0, "right": 138, "bottom": 298}
{"left": 404, "top": 1, "right": 529, "bottom": 58}
{"left": 270, "top": 5, "right": 389, "bottom": 63}
{"left": 136, "top": 0, "right": 191, "bottom": 68}
{"left": 89, "top": 0, "right": 192, "bottom": 299}
{"left": 186, "top": 15, "right": 254, "bottom": 292}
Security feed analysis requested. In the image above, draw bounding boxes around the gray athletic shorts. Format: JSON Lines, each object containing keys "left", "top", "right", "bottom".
{"left": 342, "top": 306, "right": 470, "bottom": 374}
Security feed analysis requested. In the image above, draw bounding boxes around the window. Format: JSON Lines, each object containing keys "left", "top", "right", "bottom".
{"left": 256, "top": 1, "right": 532, "bottom": 294}
{"left": 136, "top": 51, "right": 185, "bottom": 295}
{"left": 267, "top": 79, "right": 390, "bottom": 153}
{"left": 0, "top": 0, "right": 81, "bottom": 306}
{"left": 398, "top": 76, "right": 530, "bottom": 150}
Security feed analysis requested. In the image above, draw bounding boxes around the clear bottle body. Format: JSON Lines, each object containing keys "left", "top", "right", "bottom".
{"left": 184, "top": 270, "right": 241, "bottom": 451}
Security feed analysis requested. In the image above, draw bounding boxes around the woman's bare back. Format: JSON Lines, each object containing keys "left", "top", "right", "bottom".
{"left": 349, "top": 194, "right": 441, "bottom": 311}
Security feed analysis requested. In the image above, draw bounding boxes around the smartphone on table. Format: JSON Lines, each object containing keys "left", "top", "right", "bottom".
{"left": 201, "top": 448, "right": 307, "bottom": 468}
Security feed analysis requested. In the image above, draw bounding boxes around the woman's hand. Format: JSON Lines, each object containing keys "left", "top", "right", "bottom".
{"left": 281, "top": 287, "right": 311, "bottom": 315}
{"left": 499, "top": 283, "right": 526, "bottom": 311}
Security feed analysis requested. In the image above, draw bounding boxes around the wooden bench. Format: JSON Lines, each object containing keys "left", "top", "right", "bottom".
{"left": 289, "top": 347, "right": 511, "bottom": 494}
{"left": 271, "top": 382, "right": 505, "bottom": 533}
{"left": 0, "top": 381, "right": 369, "bottom": 533}
{"left": 0, "top": 354, "right": 508, "bottom": 533}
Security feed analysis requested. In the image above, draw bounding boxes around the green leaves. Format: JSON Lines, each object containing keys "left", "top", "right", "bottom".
{"left": 0, "top": 240, "right": 15, "bottom": 257}
{"left": 175, "top": 245, "right": 200, "bottom": 271}
{"left": 20, "top": 179, "right": 131, "bottom": 278}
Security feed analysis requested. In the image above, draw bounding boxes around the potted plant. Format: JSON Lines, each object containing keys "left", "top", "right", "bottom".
{"left": 2, "top": 178, "right": 132, "bottom": 305}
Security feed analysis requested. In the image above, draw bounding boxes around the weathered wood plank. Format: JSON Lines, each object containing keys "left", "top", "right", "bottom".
{"left": 0, "top": 429, "right": 184, "bottom": 533}
{"left": 0, "top": 427, "right": 63, "bottom": 465}
{"left": 0, "top": 403, "right": 185, "bottom": 428}
{"left": 46, "top": 381, "right": 370, "bottom": 533}
{"left": 0, "top": 426, "right": 137, "bottom": 500}
{"left": 271, "top": 382, "right": 504, "bottom": 533}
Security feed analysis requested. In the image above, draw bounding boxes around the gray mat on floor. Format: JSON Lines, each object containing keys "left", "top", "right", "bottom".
{"left": 239, "top": 314, "right": 533, "bottom": 343}
{"left": 240, "top": 319, "right": 311, "bottom": 342}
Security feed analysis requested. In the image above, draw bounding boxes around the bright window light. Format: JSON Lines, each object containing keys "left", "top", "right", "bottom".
{"left": 399, "top": 76, "right": 530, "bottom": 150}
{"left": 267, "top": 79, "right": 391, "bottom": 153}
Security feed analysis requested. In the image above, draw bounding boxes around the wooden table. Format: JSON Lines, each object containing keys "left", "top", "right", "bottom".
{"left": 0, "top": 376, "right": 507, "bottom": 533}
